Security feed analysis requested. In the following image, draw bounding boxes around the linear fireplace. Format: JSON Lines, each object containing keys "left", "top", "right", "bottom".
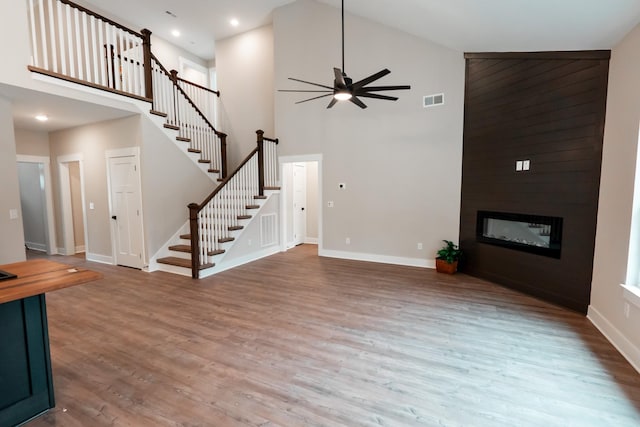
{"left": 476, "top": 211, "right": 563, "bottom": 258}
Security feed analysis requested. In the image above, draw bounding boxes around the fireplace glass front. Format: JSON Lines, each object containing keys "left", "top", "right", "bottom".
{"left": 476, "top": 211, "right": 562, "bottom": 258}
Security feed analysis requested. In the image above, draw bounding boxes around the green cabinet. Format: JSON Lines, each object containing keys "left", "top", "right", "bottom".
{"left": 0, "top": 295, "right": 54, "bottom": 427}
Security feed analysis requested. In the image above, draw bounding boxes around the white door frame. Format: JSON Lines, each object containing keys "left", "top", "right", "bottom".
{"left": 57, "top": 153, "right": 88, "bottom": 256}
{"left": 16, "top": 155, "right": 57, "bottom": 255}
{"left": 279, "top": 154, "right": 323, "bottom": 253}
{"left": 105, "top": 147, "right": 146, "bottom": 268}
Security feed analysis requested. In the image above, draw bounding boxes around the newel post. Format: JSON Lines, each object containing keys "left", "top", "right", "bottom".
{"left": 219, "top": 133, "right": 228, "bottom": 179}
{"left": 188, "top": 203, "right": 200, "bottom": 279}
{"left": 256, "top": 130, "right": 265, "bottom": 196}
{"left": 141, "top": 29, "right": 153, "bottom": 100}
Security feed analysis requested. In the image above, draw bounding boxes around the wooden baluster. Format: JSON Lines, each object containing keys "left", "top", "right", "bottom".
{"left": 188, "top": 203, "right": 200, "bottom": 279}
{"left": 57, "top": 1, "right": 66, "bottom": 74}
{"left": 220, "top": 133, "right": 228, "bottom": 179}
{"left": 141, "top": 29, "right": 152, "bottom": 100}
{"left": 257, "top": 130, "right": 265, "bottom": 196}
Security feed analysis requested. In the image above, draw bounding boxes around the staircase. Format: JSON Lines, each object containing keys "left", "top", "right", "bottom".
{"left": 156, "top": 130, "right": 280, "bottom": 278}
{"left": 25, "top": 0, "right": 281, "bottom": 278}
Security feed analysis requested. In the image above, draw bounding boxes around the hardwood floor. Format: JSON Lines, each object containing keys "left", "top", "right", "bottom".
{"left": 24, "top": 245, "right": 640, "bottom": 426}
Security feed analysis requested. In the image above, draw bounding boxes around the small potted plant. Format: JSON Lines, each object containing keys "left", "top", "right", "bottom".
{"left": 436, "top": 240, "right": 462, "bottom": 274}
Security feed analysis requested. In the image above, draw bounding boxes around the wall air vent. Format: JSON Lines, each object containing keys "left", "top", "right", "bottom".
{"left": 260, "top": 213, "right": 278, "bottom": 247}
{"left": 423, "top": 93, "right": 444, "bottom": 108}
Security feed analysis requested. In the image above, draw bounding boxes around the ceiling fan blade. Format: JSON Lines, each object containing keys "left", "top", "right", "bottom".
{"left": 359, "top": 85, "right": 411, "bottom": 92}
{"left": 327, "top": 98, "right": 338, "bottom": 109}
{"left": 295, "top": 93, "right": 334, "bottom": 104}
{"left": 334, "top": 67, "right": 347, "bottom": 88}
{"left": 279, "top": 89, "right": 333, "bottom": 93}
{"left": 349, "top": 96, "right": 367, "bottom": 109}
{"left": 352, "top": 69, "right": 391, "bottom": 90}
{"left": 356, "top": 93, "right": 399, "bottom": 101}
{"left": 288, "top": 77, "right": 334, "bottom": 90}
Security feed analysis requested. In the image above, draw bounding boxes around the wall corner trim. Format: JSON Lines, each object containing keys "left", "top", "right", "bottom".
{"left": 587, "top": 305, "right": 640, "bottom": 374}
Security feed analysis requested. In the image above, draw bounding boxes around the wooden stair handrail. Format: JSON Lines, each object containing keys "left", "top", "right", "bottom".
{"left": 58, "top": 0, "right": 143, "bottom": 38}
{"left": 194, "top": 148, "right": 259, "bottom": 213}
{"left": 150, "top": 53, "right": 223, "bottom": 137}
{"left": 176, "top": 76, "right": 220, "bottom": 97}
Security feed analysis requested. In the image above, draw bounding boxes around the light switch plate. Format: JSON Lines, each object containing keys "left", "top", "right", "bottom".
{"left": 9, "top": 209, "right": 18, "bottom": 220}
{"left": 516, "top": 161, "right": 523, "bottom": 171}
{"left": 523, "top": 160, "right": 530, "bottom": 171}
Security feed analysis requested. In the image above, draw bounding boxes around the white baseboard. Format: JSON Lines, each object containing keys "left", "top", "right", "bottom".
{"left": 305, "top": 237, "right": 318, "bottom": 244}
{"left": 75, "top": 245, "right": 85, "bottom": 253}
{"left": 319, "top": 249, "right": 434, "bottom": 269}
{"left": 25, "top": 242, "right": 47, "bottom": 252}
{"left": 86, "top": 252, "right": 114, "bottom": 265}
{"left": 587, "top": 305, "right": 640, "bottom": 374}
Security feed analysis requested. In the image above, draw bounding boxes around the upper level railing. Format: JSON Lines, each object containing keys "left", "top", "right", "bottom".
{"left": 26, "top": 0, "right": 228, "bottom": 178}
{"left": 26, "top": 0, "right": 152, "bottom": 100}
{"left": 188, "top": 130, "right": 279, "bottom": 278}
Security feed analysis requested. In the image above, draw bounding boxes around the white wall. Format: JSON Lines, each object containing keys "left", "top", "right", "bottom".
{"left": 273, "top": 0, "right": 465, "bottom": 265}
{"left": 139, "top": 116, "right": 214, "bottom": 260}
{"left": 216, "top": 25, "right": 275, "bottom": 167}
{"left": 589, "top": 23, "right": 640, "bottom": 371}
{"left": 15, "top": 129, "right": 50, "bottom": 157}
{"left": 0, "top": 97, "right": 26, "bottom": 264}
{"left": 49, "top": 116, "right": 141, "bottom": 258}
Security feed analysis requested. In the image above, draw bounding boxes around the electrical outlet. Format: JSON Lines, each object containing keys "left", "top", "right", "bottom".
{"left": 516, "top": 160, "right": 523, "bottom": 171}
{"left": 345, "top": 237, "right": 351, "bottom": 245}
{"left": 328, "top": 201, "right": 334, "bottom": 208}
{"left": 624, "top": 302, "right": 630, "bottom": 318}
{"left": 9, "top": 209, "right": 18, "bottom": 220}
{"left": 417, "top": 243, "right": 423, "bottom": 250}
{"left": 523, "top": 160, "right": 530, "bottom": 171}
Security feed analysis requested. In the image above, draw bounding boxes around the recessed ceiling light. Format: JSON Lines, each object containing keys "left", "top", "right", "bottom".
{"left": 35, "top": 115, "right": 48, "bottom": 122}
{"left": 230, "top": 18, "right": 239, "bottom": 27}
{"left": 171, "top": 29, "right": 181, "bottom": 37}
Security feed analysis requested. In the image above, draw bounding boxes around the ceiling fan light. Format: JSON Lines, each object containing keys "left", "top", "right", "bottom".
{"left": 334, "top": 91, "right": 352, "bottom": 101}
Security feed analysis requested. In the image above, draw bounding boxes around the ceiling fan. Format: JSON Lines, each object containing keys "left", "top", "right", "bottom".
{"left": 279, "top": 0, "right": 411, "bottom": 109}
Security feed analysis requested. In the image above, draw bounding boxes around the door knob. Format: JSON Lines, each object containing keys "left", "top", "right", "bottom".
{"left": 301, "top": 207, "right": 305, "bottom": 211}
{"left": 111, "top": 215, "right": 117, "bottom": 220}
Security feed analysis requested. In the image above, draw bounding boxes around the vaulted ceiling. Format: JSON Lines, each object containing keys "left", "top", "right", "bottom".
{"left": 81, "top": 0, "right": 640, "bottom": 60}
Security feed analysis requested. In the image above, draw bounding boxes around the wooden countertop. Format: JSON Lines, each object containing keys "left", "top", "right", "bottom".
{"left": 0, "top": 259, "right": 102, "bottom": 304}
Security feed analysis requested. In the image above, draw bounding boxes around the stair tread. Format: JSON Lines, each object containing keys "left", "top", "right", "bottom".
{"left": 208, "top": 169, "right": 220, "bottom": 173}
{"left": 246, "top": 204, "right": 260, "bottom": 209}
{"left": 188, "top": 148, "right": 201, "bottom": 153}
{"left": 157, "top": 257, "right": 213, "bottom": 270}
{"left": 169, "top": 244, "right": 191, "bottom": 253}
{"left": 219, "top": 237, "right": 235, "bottom": 243}
{"left": 264, "top": 186, "right": 281, "bottom": 190}
{"left": 237, "top": 215, "right": 252, "bottom": 220}
{"left": 179, "top": 234, "right": 190, "bottom": 240}
{"left": 150, "top": 110, "right": 167, "bottom": 117}
{"left": 254, "top": 195, "right": 267, "bottom": 199}
{"left": 176, "top": 136, "right": 191, "bottom": 142}
{"left": 198, "top": 159, "right": 211, "bottom": 164}
{"left": 228, "top": 226, "right": 244, "bottom": 231}
{"left": 163, "top": 123, "right": 179, "bottom": 130}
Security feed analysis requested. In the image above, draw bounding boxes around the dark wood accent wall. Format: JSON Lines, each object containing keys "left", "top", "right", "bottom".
{"left": 459, "top": 51, "right": 610, "bottom": 313}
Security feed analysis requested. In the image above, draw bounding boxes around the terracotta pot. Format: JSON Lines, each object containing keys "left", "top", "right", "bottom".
{"left": 436, "top": 258, "right": 458, "bottom": 274}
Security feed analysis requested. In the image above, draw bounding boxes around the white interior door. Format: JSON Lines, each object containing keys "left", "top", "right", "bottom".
{"left": 292, "top": 163, "right": 307, "bottom": 246}
{"left": 108, "top": 154, "right": 143, "bottom": 268}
